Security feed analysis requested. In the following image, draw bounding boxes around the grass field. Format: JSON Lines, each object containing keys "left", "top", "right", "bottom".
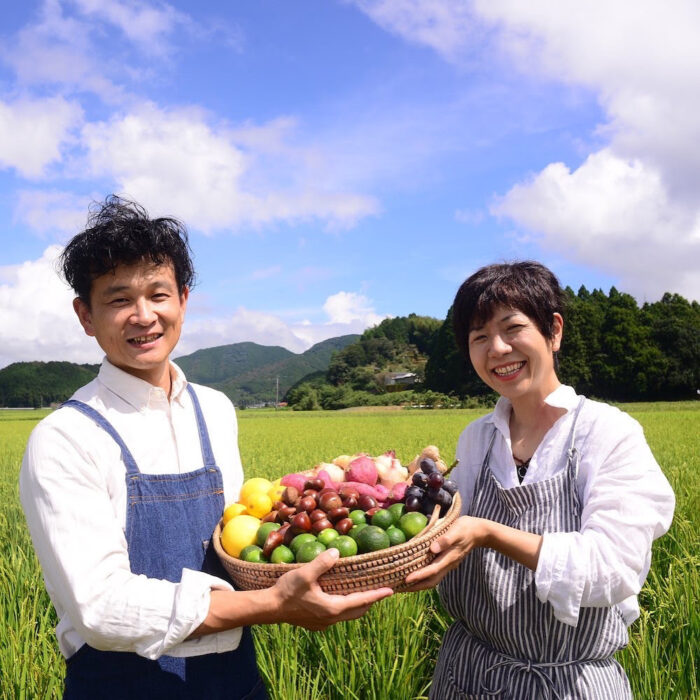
{"left": 0, "top": 404, "right": 697, "bottom": 699}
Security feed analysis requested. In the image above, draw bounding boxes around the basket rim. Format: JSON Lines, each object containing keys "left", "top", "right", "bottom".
{"left": 213, "top": 491, "right": 461, "bottom": 575}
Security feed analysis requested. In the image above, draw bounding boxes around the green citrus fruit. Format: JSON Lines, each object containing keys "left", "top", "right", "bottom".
{"left": 386, "top": 525, "right": 407, "bottom": 547}
{"left": 387, "top": 502, "right": 406, "bottom": 526}
{"left": 289, "top": 533, "right": 316, "bottom": 555}
{"left": 399, "top": 512, "right": 428, "bottom": 540}
{"left": 317, "top": 528, "right": 340, "bottom": 547}
{"left": 371, "top": 508, "right": 394, "bottom": 530}
{"left": 240, "top": 545, "right": 268, "bottom": 563}
{"left": 256, "top": 522, "right": 281, "bottom": 548}
{"left": 348, "top": 523, "right": 368, "bottom": 542}
{"left": 270, "top": 544, "right": 295, "bottom": 564}
{"left": 332, "top": 535, "right": 358, "bottom": 558}
{"left": 296, "top": 540, "right": 327, "bottom": 563}
{"left": 357, "top": 525, "right": 391, "bottom": 553}
{"left": 348, "top": 510, "right": 367, "bottom": 526}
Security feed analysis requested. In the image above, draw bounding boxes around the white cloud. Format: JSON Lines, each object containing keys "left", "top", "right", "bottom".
{"left": 0, "top": 246, "right": 101, "bottom": 368}
{"left": 79, "top": 104, "right": 379, "bottom": 232}
{"left": 0, "top": 97, "right": 83, "bottom": 178}
{"left": 14, "top": 190, "right": 91, "bottom": 238}
{"left": 492, "top": 149, "right": 700, "bottom": 300}
{"left": 0, "top": 248, "right": 384, "bottom": 368}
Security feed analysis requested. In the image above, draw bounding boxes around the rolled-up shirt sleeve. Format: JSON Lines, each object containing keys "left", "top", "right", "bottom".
{"left": 20, "top": 419, "right": 240, "bottom": 660}
{"left": 535, "top": 413, "right": 675, "bottom": 627}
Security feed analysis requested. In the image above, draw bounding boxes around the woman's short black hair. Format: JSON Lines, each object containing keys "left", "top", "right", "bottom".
{"left": 60, "top": 195, "right": 196, "bottom": 304}
{"left": 452, "top": 261, "right": 566, "bottom": 358}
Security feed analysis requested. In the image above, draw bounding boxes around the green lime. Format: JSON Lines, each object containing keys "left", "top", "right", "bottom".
{"left": 240, "top": 545, "right": 268, "bottom": 563}
{"left": 386, "top": 525, "right": 407, "bottom": 547}
{"left": 256, "top": 522, "right": 281, "bottom": 548}
{"left": 399, "top": 512, "right": 428, "bottom": 540}
{"left": 289, "top": 533, "right": 316, "bottom": 555}
{"left": 387, "top": 502, "right": 406, "bottom": 526}
{"left": 270, "top": 544, "right": 295, "bottom": 564}
{"left": 371, "top": 508, "right": 394, "bottom": 530}
{"left": 331, "top": 535, "right": 358, "bottom": 558}
{"left": 317, "top": 528, "right": 340, "bottom": 547}
{"left": 348, "top": 510, "right": 367, "bottom": 526}
{"left": 348, "top": 523, "right": 368, "bottom": 542}
{"left": 356, "top": 525, "right": 391, "bottom": 554}
{"left": 296, "top": 540, "right": 327, "bottom": 563}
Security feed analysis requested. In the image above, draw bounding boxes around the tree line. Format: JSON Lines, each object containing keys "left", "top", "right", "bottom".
{"left": 288, "top": 287, "right": 700, "bottom": 409}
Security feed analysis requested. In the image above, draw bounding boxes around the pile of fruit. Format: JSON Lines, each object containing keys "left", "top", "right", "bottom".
{"left": 219, "top": 446, "right": 458, "bottom": 565}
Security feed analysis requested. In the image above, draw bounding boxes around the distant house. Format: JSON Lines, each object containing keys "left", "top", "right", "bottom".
{"left": 383, "top": 372, "right": 419, "bottom": 389}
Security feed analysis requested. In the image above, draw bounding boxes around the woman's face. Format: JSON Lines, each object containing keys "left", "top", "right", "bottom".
{"left": 467, "top": 305, "right": 563, "bottom": 403}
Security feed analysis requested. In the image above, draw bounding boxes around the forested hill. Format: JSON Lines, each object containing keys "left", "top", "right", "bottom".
{"left": 0, "top": 335, "right": 359, "bottom": 408}
{"left": 286, "top": 289, "right": 700, "bottom": 410}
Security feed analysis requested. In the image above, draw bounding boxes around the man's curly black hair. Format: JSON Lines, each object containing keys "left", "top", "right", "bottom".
{"left": 60, "top": 195, "right": 196, "bottom": 304}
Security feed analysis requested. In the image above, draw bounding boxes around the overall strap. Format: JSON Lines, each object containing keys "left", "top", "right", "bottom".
{"left": 185, "top": 384, "right": 216, "bottom": 468}
{"left": 61, "top": 400, "right": 140, "bottom": 475}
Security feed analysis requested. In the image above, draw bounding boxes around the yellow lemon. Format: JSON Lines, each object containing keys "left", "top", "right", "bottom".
{"left": 222, "top": 502, "right": 247, "bottom": 524}
{"left": 267, "top": 481, "right": 285, "bottom": 502}
{"left": 245, "top": 492, "right": 273, "bottom": 519}
{"left": 220, "top": 514, "right": 261, "bottom": 558}
{"left": 238, "top": 477, "right": 273, "bottom": 504}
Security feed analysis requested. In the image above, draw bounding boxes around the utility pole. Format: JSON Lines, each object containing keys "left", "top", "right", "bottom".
{"left": 275, "top": 376, "right": 279, "bottom": 410}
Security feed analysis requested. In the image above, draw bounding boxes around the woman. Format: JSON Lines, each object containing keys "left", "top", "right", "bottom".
{"left": 405, "top": 261, "right": 675, "bottom": 699}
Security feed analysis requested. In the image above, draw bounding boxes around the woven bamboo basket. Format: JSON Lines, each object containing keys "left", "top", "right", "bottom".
{"left": 213, "top": 492, "right": 461, "bottom": 593}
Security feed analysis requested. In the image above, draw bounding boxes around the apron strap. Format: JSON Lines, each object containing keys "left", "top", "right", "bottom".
{"left": 186, "top": 384, "right": 217, "bottom": 468}
{"left": 61, "top": 400, "right": 140, "bottom": 476}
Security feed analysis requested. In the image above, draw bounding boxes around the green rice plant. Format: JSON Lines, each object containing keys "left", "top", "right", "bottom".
{"left": 1, "top": 404, "right": 697, "bottom": 699}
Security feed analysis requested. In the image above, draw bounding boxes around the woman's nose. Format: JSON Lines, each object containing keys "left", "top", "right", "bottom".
{"left": 488, "top": 334, "right": 511, "bottom": 356}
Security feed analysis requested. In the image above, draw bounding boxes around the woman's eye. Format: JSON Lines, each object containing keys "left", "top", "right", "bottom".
{"left": 470, "top": 334, "right": 486, "bottom": 343}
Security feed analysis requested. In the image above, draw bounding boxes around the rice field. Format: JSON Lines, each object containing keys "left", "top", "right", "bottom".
{"left": 0, "top": 404, "right": 697, "bottom": 699}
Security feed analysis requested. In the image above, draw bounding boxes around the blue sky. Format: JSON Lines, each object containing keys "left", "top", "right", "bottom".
{"left": 1, "top": 0, "right": 698, "bottom": 367}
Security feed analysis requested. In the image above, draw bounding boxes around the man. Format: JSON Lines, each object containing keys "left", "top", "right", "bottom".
{"left": 20, "top": 195, "right": 392, "bottom": 699}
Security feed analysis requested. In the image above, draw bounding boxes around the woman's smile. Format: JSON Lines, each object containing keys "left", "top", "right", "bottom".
{"left": 491, "top": 361, "right": 526, "bottom": 379}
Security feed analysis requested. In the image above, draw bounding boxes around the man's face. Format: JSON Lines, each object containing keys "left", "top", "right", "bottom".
{"left": 73, "top": 260, "right": 188, "bottom": 388}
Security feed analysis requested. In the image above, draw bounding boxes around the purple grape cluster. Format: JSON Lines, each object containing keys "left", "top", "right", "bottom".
{"left": 404, "top": 457, "right": 458, "bottom": 516}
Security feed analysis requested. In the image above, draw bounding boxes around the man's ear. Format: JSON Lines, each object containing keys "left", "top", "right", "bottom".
{"left": 73, "top": 297, "right": 96, "bottom": 337}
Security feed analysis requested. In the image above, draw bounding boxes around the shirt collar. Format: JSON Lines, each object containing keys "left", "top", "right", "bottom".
{"left": 97, "top": 358, "right": 189, "bottom": 410}
{"left": 489, "top": 384, "right": 579, "bottom": 434}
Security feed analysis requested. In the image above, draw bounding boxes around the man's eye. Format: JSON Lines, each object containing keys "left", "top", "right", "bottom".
{"left": 110, "top": 298, "right": 129, "bottom": 305}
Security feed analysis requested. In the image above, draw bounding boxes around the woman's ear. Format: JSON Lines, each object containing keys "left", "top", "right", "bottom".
{"left": 551, "top": 312, "right": 564, "bottom": 352}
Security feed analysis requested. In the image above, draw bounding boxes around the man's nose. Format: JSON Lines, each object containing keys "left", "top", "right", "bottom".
{"left": 131, "top": 299, "right": 156, "bottom": 324}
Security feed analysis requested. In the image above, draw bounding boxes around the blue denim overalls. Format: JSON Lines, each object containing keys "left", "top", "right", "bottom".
{"left": 61, "top": 384, "right": 267, "bottom": 700}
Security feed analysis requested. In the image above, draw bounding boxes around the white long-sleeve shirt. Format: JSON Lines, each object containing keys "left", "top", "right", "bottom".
{"left": 19, "top": 359, "right": 244, "bottom": 660}
{"left": 453, "top": 384, "right": 675, "bottom": 627}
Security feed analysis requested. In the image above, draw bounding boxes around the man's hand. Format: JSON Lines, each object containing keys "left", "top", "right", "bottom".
{"left": 270, "top": 549, "right": 394, "bottom": 630}
{"left": 402, "top": 516, "right": 489, "bottom": 592}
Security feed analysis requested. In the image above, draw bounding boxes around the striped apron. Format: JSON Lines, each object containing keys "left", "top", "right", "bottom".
{"left": 430, "top": 398, "right": 632, "bottom": 699}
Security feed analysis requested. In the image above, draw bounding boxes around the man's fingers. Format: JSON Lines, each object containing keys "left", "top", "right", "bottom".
{"left": 337, "top": 587, "right": 394, "bottom": 610}
{"left": 296, "top": 548, "right": 340, "bottom": 583}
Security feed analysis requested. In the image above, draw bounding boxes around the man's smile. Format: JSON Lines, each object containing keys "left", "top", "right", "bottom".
{"left": 492, "top": 361, "right": 526, "bottom": 377}
{"left": 127, "top": 333, "right": 163, "bottom": 346}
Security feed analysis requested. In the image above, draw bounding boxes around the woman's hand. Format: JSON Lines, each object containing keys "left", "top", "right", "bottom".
{"left": 402, "top": 516, "right": 490, "bottom": 591}
{"left": 269, "top": 549, "right": 394, "bottom": 630}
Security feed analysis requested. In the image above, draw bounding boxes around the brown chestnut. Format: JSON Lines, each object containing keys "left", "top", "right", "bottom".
{"left": 318, "top": 487, "right": 337, "bottom": 497}
{"left": 339, "top": 485, "right": 360, "bottom": 501}
{"left": 358, "top": 494, "right": 378, "bottom": 511}
{"left": 276, "top": 505, "right": 296, "bottom": 523}
{"left": 273, "top": 500, "right": 286, "bottom": 511}
{"left": 311, "top": 518, "right": 333, "bottom": 534}
{"left": 261, "top": 511, "right": 278, "bottom": 523}
{"left": 304, "top": 478, "right": 325, "bottom": 491}
{"left": 310, "top": 509, "right": 327, "bottom": 522}
{"left": 334, "top": 518, "right": 354, "bottom": 535}
{"left": 290, "top": 511, "right": 312, "bottom": 534}
{"left": 341, "top": 494, "right": 359, "bottom": 510}
{"left": 319, "top": 492, "right": 343, "bottom": 513}
{"left": 366, "top": 506, "right": 380, "bottom": 517}
{"left": 297, "top": 496, "right": 317, "bottom": 513}
{"left": 262, "top": 530, "right": 285, "bottom": 558}
{"left": 282, "top": 486, "right": 300, "bottom": 506}
{"left": 327, "top": 506, "right": 350, "bottom": 523}
{"left": 302, "top": 489, "right": 320, "bottom": 504}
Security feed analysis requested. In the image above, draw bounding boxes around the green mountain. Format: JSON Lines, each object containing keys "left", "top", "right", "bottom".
{"left": 0, "top": 361, "right": 99, "bottom": 407}
{"left": 175, "top": 335, "right": 360, "bottom": 406}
